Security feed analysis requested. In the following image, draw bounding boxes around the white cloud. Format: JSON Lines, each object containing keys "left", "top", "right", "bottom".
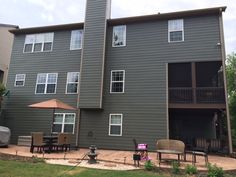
{"left": 27, "top": 0, "right": 55, "bottom": 11}
{"left": 0, "top": 0, "right": 235, "bottom": 53}
{"left": 41, "top": 12, "right": 54, "bottom": 22}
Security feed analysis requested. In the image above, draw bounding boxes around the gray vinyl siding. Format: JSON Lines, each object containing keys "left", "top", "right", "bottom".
{"left": 78, "top": 14, "right": 222, "bottom": 150}
{"left": 2, "top": 13, "right": 222, "bottom": 151}
{"left": 3, "top": 30, "right": 81, "bottom": 145}
{"left": 79, "top": 0, "right": 110, "bottom": 108}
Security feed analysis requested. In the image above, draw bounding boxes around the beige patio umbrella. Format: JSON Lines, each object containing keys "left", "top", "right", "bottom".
{"left": 29, "top": 99, "right": 76, "bottom": 133}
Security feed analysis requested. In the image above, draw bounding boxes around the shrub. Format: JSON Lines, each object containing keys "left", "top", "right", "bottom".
{"left": 171, "top": 161, "right": 180, "bottom": 174}
{"left": 207, "top": 163, "right": 224, "bottom": 177}
{"left": 0, "top": 84, "right": 6, "bottom": 97}
{"left": 185, "top": 164, "right": 198, "bottom": 175}
{"left": 144, "top": 160, "right": 154, "bottom": 171}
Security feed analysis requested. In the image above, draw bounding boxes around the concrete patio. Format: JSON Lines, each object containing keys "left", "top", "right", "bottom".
{"left": 0, "top": 145, "right": 235, "bottom": 171}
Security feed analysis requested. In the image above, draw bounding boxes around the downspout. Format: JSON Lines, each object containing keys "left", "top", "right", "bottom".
{"left": 166, "top": 63, "right": 169, "bottom": 139}
{"left": 75, "top": 108, "right": 80, "bottom": 148}
{"left": 219, "top": 8, "right": 233, "bottom": 154}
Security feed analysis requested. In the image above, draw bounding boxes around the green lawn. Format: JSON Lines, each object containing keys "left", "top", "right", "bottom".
{"left": 0, "top": 159, "right": 235, "bottom": 177}
{"left": 0, "top": 159, "right": 162, "bottom": 177}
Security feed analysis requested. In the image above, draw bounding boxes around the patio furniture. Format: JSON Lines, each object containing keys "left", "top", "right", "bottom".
{"left": 43, "top": 135, "right": 58, "bottom": 153}
{"left": 64, "top": 133, "right": 71, "bottom": 151}
{"left": 0, "top": 126, "right": 11, "bottom": 147}
{"left": 30, "top": 132, "right": 46, "bottom": 153}
{"left": 29, "top": 99, "right": 76, "bottom": 134}
{"left": 52, "top": 133, "right": 66, "bottom": 151}
{"left": 193, "top": 138, "right": 209, "bottom": 153}
{"left": 132, "top": 139, "right": 148, "bottom": 160}
{"left": 192, "top": 151, "right": 208, "bottom": 165}
{"left": 156, "top": 139, "right": 185, "bottom": 165}
{"left": 209, "top": 139, "right": 221, "bottom": 153}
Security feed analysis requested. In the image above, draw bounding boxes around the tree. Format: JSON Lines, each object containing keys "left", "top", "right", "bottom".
{"left": 226, "top": 52, "right": 236, "bottom": 148}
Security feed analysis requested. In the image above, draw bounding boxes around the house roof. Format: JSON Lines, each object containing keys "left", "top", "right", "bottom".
{"left": 0, "top": 23, "right": 19, "bottom": 28}
{"left": 9, "top": 6, "right": 226, "bottom": 35}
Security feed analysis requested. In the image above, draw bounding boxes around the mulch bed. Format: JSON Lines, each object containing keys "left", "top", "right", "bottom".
{"left": 0, "top": 153, "right": 45, "bottom": 163}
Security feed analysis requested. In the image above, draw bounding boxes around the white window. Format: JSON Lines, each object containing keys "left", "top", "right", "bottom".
{"left": 66, "top": 72, "right": 79, "bottom": 94}
{"left": 168, "top": 19, "right": 184, "bottom": 42}
{"left": 112, "top": 25, "right": 126, "bottom": 47}
{"left": 14, "top": 74, "right": 26, "bottom": 87}
{"left": 35, "top": 73, "right": 57, "bottom": 94}
{"left": 109, "top": 114, "right": 123, "bottom": 136}
{"left": 23, "top": 33, "right": 54, "bottom": 53}
{"left": 70, "top": 30, "right": 83, "bottom": 50}
{"left": 52, "top": 113, "right": 76, "bottom": 134}
{"left": 110, "top": 70, "right": 125, "bottom": 93}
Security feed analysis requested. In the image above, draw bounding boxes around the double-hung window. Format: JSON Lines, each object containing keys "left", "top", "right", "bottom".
{"left": 70, "top": 30, "right": 83, "bottom": 50}
{"left": 66, "top": 72, "right": 79, "bottom": 94}
{"left": 35, "top": 73, "right": 57, "bottom": 94}
{"left": 52, "top": 113, "right": 76, "bottom": 133}
{"left": 109, "top": 114, "right": 123, "bottom": 136}
{"left": 168, "top": 19, "right": 184, "bottom": 42}
{"left": 14, "top": 74, "right": 26, "bottom": 87}
{"left": 24, "top": 33, "right": 54, "bottom": 53}
{"left": 112, "top": 25, "right": 126, "bottom": 47}
{"left": 110, "top": 70, "right": 125, "bottom": 93}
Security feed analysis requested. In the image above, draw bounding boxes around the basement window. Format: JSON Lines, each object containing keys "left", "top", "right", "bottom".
{"left": 23, "top": 33, "right": 54, "bottom": 53}
{"left": 110, "top": 70, "right": 125, "bottom": 93}
{"left": 112, "top": 25, "right": 126, "bottom": 47}
{"left": 109, "top": 114, "right": 123, "bottom": 136}
{"left": 168, "top": 19, "right": 184, "bottom": 42}
{"left": 14, "top": 74, "right": 26, "bottom": 87}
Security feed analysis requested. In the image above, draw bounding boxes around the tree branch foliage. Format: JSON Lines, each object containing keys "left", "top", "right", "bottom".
{"left": 226, "top": 52, "right": 236, "bottom": 147}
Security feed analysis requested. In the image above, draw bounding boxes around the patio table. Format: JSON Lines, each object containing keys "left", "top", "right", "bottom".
{"left": 43, "top": 135, "right": 58, "bottom": 153}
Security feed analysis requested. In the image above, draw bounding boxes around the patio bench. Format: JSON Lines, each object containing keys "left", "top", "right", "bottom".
{"left": 156, "top": 139, "right": 185, "bottom": 165}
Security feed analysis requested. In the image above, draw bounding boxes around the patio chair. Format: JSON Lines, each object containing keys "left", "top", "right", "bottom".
{"left": 53, "top": 133, "right": 66, "bottom": 151}
{"left": 64, "top": 133, "right": 71, "bottom": 151}
{"left": 193, "top": 138, "right": 209, "bottom": 153}
{"left": 133, "top": 138, "right": 138, "bottom": 153}
{"left": 209, "top": 139, "right": 222, "bottom": 153}
{"left": 30, "top": 132, "right": 46, "bottom": 153}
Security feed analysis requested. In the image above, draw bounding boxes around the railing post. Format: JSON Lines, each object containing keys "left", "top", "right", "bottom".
{"left": 191, "top": 62, "right": 197, "bottom": 103}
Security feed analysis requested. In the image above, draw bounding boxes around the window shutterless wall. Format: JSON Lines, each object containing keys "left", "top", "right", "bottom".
{"left": 79, "top": 14, "right": 223, "bottom": 150}
{"left": 5, "top": 30, "right": 81, "bottom": 145}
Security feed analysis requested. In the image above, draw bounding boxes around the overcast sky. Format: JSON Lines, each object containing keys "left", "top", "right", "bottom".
{"left": 0, "top": 0, "right": 235, "bottom": 54}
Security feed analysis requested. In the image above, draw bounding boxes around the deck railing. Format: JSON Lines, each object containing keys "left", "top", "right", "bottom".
{"left": 169, "top": 87, "right": 225, "bottom": 104}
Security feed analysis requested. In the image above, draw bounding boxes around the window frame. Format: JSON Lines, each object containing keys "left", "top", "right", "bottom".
{"left": 65, "top": 72, "right": 80, "bottom": 94}
{"left": 52, "top": 113, "right": 76, "bottom": 134}
{"left": 14, "top": 74, "right": 26, "bottom": 87}
{"left": 110, "top": 70, "right": 125, "bottom": 94}
{"left": 23, "top": 33, "right": 54, "bottom": 53}
{"left": 108, "top": 113, "right": 123, "bottom": 136}
{"left": 168, "top": 19, "right": 184, "bottom": 43}
{"left": 35, "top": 73, "right": 58, "bottom": 94}
{"left": 112, "top": 25, "right": 126, "bottom": 47}
{"left": 70, "top": 30, "right": 83, "bottom": 50}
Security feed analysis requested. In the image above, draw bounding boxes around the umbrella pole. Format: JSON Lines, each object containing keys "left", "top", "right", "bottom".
{"left": 51, "top": 108, "right": 55, "bottom": 135}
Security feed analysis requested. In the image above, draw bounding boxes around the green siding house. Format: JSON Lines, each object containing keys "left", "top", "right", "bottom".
{"left": 1, "top": 0, "right": 233, "bottom": 153}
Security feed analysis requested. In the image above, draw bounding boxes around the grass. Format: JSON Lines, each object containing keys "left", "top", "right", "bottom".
{"left": 0, "top": 159, "right": 235, "bottom": 177}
